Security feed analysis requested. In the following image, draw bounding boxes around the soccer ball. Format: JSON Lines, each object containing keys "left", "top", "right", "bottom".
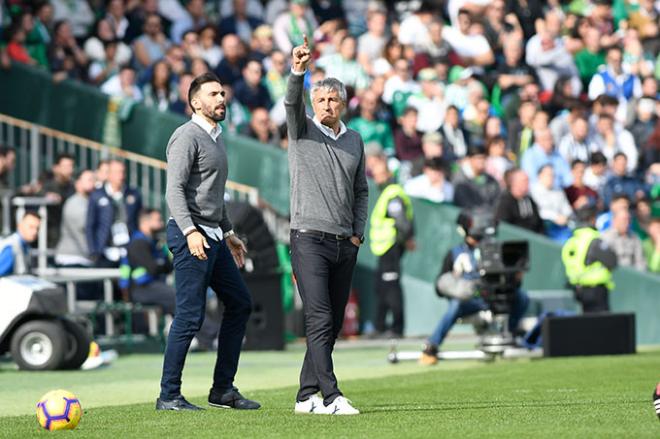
{"left": 36, "top": 390, "right": 82, "bottom": 431}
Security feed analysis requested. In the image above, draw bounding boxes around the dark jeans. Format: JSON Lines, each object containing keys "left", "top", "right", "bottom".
{"left": 159, "top": 220, "right": 252, "bottom": 400}
{"left": 575, "top": 285, "right": 610, "bottom": 313}
{"left": 374, "top": 243, "right": 404, "bottom": 336}
{"left": 428, "top": 289, "right": 530, "bottom": 348}
{"left": 290, "top": 230, "right": 359, "bottom": 405}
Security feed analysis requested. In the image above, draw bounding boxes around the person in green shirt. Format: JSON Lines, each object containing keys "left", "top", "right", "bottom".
{"left": 643, "top": 217, "right": 660, "bottom": 273}
{"left": 574, "top": 26, "right": 606, "bottom": 89}
{"left": 347, "top": 89, "right": 395, "bottom": 156}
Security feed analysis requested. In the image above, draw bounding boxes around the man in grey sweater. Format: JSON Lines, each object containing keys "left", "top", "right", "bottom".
{"left": 288, "top": 36, "right": 368, "bottom": 416}
{"left": 157, "top": 72, "right": 259, "bottom": 412}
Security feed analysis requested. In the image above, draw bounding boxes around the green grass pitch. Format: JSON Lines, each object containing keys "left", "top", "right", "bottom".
{"left": 1, "top": 344, "right": 659, "bottom": 438}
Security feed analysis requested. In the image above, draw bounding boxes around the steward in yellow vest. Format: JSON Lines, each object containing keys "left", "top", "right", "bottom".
{"left": 366, "top": 147, "right": 415, "bottom": 337}
{"left": 561, "top": 206, "right": 617, "bottom": 312}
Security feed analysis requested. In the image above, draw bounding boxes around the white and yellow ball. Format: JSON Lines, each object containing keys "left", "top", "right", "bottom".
{"left": 36, "top": 390, "right": 82, "bottom": 431}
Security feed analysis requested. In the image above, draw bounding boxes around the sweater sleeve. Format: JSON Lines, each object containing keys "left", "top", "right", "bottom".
{"left": 352, "top": 143, "right": 369, "bottom": 237}
{"left": 219, "top": 199, "right": 233, "bottom": 234}
{"left": 284, "top": 73, "right": 307, "bottom": 141}
{"left": 165, "top": 128, "right": 197, "bottom": 232}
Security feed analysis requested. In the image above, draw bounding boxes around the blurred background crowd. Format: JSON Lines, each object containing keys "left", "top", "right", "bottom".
{"left": 0, "top": 0, "right": 659, "bottom": 273}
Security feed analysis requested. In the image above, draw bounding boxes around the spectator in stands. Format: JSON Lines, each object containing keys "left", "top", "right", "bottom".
{"left": 233, "top": 58, "right": 273, "bottom": 110}
{"left": 565, "top": 159, "right": 600, "bottom": 211}
{"left": 197, "top": 25, "right": 222, "bottom": 69}
{"left": 440, "top": 105, "right": 468, "bottom": 161}
{"left": 495, "top": 168, "right": 544, "bottom": 233}
{"left": 493, "top": 35, "right": 536, "bottom": 112}
{"left": 55, "top": 169, "right": 96, "bottom": 269}
{"left": 525, "top": 9, "right": 581, "bottom": 95}
{"left": 521, "top": 128, "right": 572, "bottom": 189}
{"left": 94, "top": 159, "right": 110, "bottom": 190}
{"left": 0, "top": 147, "right": 16, "bottom": 190}
{"left": 357, "top": 7, "right": 388, "bottom": 76}
{"left": 180, "top": 30, "right": 203, "bottom": 61}
{"left": 373, "top": 37, "right": 403, "bottom": 78}
{"left": 272, "top": 0, "right": 317, "bottom": 55}
{"left": 485, "top": 135, "right": 513, "bottom": 187}
{"left": 442, "top": 9, "right": 495, "bottom": 68}
{"left": 142, "top": 60, "right": 178, "bottom": 112}
{"left": 588, "top": 46, "right": 642, "bottom": 124}
{"left": 264, "top": 49, "right": 288, "bottom": 103}
{"left": 88, "top": 39, "right": 121, "bottom": 85}
{"left": 171, "top": 0, "right": 208, "bottom": 44}
{"left": 558, "top": 115, "right": 593, "bottom": 164}
{"left": 31, "top": 3, "right": 54, "bottom": 67}
{"left": 120, "top": 208, "right": 175, "bottom": 316}
{"left": 0, "top": 212, "right": 40, "bottom": 277}
{"left": 596, "top": 194, "right": 630, "bottom": 232}
{"left": 602, "top": 208, "right": 646, "bottom": 271}
{"left": 49, "top": 20, "right": 89, "bottom": 82}
{"left": 602, "top": 153, "right": 646, "bottom": 207}
{"left": 249, "top": 24, "right": 274, "bottom": 64}
{"left": 101, "top": 65, "right": 143, "bottom": 100}
{"left": 169, "top": 72, "right": 193, "bottom": 116}
{"left": 132, "top": 14, "right": 170, "bottom": 72}
{"left": 394, "top": 107, "right": 423, "bottom": 165}
{"left": 462, "top": 96, "right": 490, "bottom": 148}
{"left": 240, "top": 107, "right": 279, "bottom": 145}
{"left": 6, "top": 22, "right": 37, "bottom": 66}
{"left": 51, "top": 0, "right": 94, "bottom": 40}
{"left": 507, "top": 100, "right": 537, "bottom": 163}
{"left": 84, "top": 19, "right": 132, "bottom": 68}
{"left": 317, "top": 35, "right": 370, "bottom": 93}
{"left": 397, "top": 1, "right": 434, "bottom": 51}
{"left": 483, "top": 0, "right": 523, "bottom": 55}
{"left": 583, "top": 151, "right": 609, "bottom": 195}
{"left": 531, "top": 164, "right": 574, "bottom": 242}
{"left": 452, "top": 146, "right": 500, "bottom": 209}
{"left": 86, "top": 159, "right": 142, "bottom": 268}
{"left": 574, "top": 26, "right": 605, "bottom": 90}
{"left": 404, "top": 157, "right": 453, "bottom": 204}
{"left": 348, "top": 89, "right": 395, "bottom": 157}
{"left": 214, "top": 33, "right": 247, "bottom": 86}
{"left": 630, "top": 98, "right": 658, "bottom": 173}
{"left": 406, "top": 68, "right": 446, "bottom": 133}
{"left": 643, "top": 217, "right": 660, "bottom": 273}
{"left": 383, "top": 58, "right": 420, "bottom": 105}
{"left": 408, "top": 132, "right": 445, "bottom": 178}
{"left": 218, "top": 0, "right": 263, "bottom": 43}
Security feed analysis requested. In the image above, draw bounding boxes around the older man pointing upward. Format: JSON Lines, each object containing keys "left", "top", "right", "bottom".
{"left": 287, "top": 35, "right": 369, "bottom": 416}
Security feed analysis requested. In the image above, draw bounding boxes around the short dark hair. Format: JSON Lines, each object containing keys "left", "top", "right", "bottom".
{"left": 593, "top": 94, "right": 618, "bottom": 107}
{"left": 590, "top": 151, "right": 607, "bottom": 165}
{"left": 571, "top": 159, "right": 586, "bottom": 169}
{"left": 23, "top": 211, "right": 41, "bottom": 221}
{"left": 611, "top": 193, "right": 631, "bottom": 204}
{"left": 401, "top": 106, "right": 418, "bottom": 116}
{"left": 138, "top": 207, "right": 159, "bottom": 223}
{"left": 188, "top": 72, "right": 222, "bottom": 109}
{"left": 54, "top": 153, "right": 75, "bottom": 165}
{"left": 613, "top": 151, "right": 627, "bottom": 161}
{"left": 537, "top": 163, "right": 553, "bottom": 176}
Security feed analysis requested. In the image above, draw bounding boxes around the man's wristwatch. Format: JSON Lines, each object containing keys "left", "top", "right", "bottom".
{"left": 354, "top": 234, "right": 365, "bottom": 244}
{"left": 223, "top": 230, "right": 235, "bottom": 239}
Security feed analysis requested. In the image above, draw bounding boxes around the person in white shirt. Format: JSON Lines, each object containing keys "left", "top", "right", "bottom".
{"left": 101, "top": 66, "right": 143, "bottom": 101}
{"left": 397, "top": 1, "right": 434, "bottom": 51}
{"left": 441, "top": 9, "right": 494, "bottom": 68}
{"left": 407, "top": 68, "right": 446, "bottom": 133}
{"left": 272, "top": 0, "right": 317, "bottom": 55}
{"left": 558, "top": 116, "right": 593, "bottom": 164}
{"left": 404, "top": 157, "right": 454, "bottom": 203}
{"left": 382, "top": 58, "right": 421, "bottom": 104}
{"left": 530, "top": 164, "right": 574, "bottom": 242}
{"left": 357, "top": 8, "right": 388, "bottom": 76}
{"left": 590, "top": 114, "right": 638, "bottom": 173}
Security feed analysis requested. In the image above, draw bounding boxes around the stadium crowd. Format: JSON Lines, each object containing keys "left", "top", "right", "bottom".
{"left": 0, "top": 0, "right": 659, "bottom": 273}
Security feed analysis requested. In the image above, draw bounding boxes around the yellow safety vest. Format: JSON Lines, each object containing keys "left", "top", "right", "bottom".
{"left": 561, "top": 227, "right": 614, "bottom": 290}
{"left": 369, "top": 184, "right": 413, "bottom": 256}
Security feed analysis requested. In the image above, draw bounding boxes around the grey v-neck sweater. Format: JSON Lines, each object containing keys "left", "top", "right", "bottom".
{"left": 165, "top": 121, "right": 233, "bottom": 233}
{"left": 285, "top": 74, "right": 369, "bottom": 237}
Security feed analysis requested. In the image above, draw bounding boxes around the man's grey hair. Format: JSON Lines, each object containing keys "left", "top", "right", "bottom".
{"left": 310, "top": 77, "right": 347, "bottom": 103}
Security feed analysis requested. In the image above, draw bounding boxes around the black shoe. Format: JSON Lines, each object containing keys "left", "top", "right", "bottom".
{"left": 208, "top": 387, "right": 261, "bottom": 410}
{"left": 156, "top": 396, "right": 204, "bottom": 411}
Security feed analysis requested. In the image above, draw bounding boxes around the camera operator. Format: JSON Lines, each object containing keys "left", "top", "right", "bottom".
{"left": 561, "top": 205, "right": 617, "bottom": 312}
{"left": 419, "top": 210, "right": 529, "bottom": 365}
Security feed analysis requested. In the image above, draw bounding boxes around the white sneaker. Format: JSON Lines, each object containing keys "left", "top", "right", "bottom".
{"left": 320, "top": 396, "right": 360, "bottom": 415}
{"left": 294, "top": 395, "right": 323, "bottom": 414}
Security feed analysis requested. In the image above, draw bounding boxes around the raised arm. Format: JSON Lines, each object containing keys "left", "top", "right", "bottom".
{"left": 285, "top": 35, "right": 311, "bottom": 141}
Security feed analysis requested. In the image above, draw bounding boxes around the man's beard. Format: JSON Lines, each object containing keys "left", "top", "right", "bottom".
{"left": 203, "top": 104, "right": 225, "bottom": 122}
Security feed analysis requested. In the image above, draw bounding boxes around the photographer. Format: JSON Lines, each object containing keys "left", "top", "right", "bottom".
{"left": 420, "top": 210, "right": 529, "bottom": 365}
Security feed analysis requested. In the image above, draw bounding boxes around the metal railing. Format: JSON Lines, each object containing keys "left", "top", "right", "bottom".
{"left": 0, "top": 113, "right": 259, "bottom": 224}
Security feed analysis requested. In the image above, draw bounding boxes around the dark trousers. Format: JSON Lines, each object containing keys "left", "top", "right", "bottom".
{"left": 575, "top": 285, "right": 610, "bottom": 313}
{"left": 159, "top": 220, "right": 252, "bottom": 400}
{"left": 374, "top": 243, "right": 404, "bottom": 336}
{"left": 290, "top": 230, "right": 359, "bottom": 405}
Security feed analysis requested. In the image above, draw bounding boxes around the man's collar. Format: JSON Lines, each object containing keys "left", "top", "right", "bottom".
{"left": 192, "top": 113, "right": 222, "bottom": 141}
{"left": 312, "top": 116, "right": 347, "bottom": 140}
{"left": 105, "top": 182, "right": 124, "bottom": 198}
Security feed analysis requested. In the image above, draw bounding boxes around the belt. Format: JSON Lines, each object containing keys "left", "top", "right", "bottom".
{"left": 294, "top": 229, "right": 351, "bottom": 241}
